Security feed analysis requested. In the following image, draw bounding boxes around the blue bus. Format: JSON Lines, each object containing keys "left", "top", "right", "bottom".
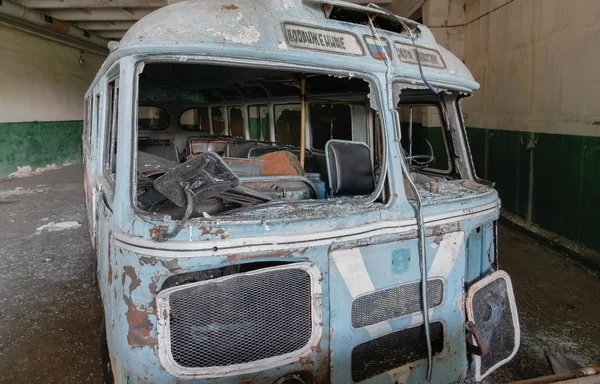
{"left": 83, "top": 1, "right": 519, "bottom": 382}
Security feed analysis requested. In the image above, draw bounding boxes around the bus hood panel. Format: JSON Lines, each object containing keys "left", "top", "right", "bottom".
{"left": 328, "top": 231, "right": 469, "bottom": 383}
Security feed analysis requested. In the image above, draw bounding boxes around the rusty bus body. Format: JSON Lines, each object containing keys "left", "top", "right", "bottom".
{"left": 83, "top": 1, "right": 520, "bottom": 383}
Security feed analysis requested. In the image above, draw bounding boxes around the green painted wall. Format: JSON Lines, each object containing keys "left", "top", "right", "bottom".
{"left": 0, "top": 121, "right": 83, "bottom": 178}
{"left": 467, "top": 127, "right": 600, "bottom": 253}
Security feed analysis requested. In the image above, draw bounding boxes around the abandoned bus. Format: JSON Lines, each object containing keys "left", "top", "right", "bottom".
{"left": 83, "top": 1, "right": 519, "bottom": 383}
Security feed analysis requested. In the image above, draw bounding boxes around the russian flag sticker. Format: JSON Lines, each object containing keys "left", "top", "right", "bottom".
{"left": 364, "top": 36, "right": 392, "bottom": 60}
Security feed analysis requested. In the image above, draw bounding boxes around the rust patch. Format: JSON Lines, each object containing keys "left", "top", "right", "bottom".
{"left": 149, "top": 274, "right": 161, "bottom": 295}
{"left": 139, "top": 256, "right": 157, "bottom": 266}
{"left": 107, "top": 235, "right": 113, "bottom": 285}
{"left": 223, "top": 249, "right": 305, "bottom": 263}
{"left": 123, "top": 296, "right": 158, "bottom": 349}
{"left": 431, "top": 222, "right": 460, "bottom": 237}
{"left": 108, "top": 264, "right": 113, "bottom": 285}
{"left": 330, "top": 243, "right": 345, "bottom": 252}
{"left": 298, "top": 355, "right": 315, "bottom": 367}
{"left": 311, "top": 342, "right": 322, "bottom": 354}
{"left": 199, "top": 225, "right": 229, "bottom": 238}
{"left": 122, "top": 266, "right": 141, "bottom": 293}
{"left": 149, "top": 225, "right": 168, "bottom": 241}
{"left": 161, "top": 259, "right": 181, "bottom": 272}
{"left": 222, "top": 4, "right": 239, "bottom": 10}
{"left": 199, "top": 225, "right": 212, "bottom": 236}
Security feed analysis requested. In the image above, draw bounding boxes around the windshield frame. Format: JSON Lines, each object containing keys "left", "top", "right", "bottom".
{"left": 129, "top": 55, "right": 390, "bottom": 224}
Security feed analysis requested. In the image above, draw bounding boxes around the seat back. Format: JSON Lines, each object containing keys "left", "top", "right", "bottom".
{"left": 138, "top": 139, "right": 179, "bottom": 163}
{"left": 325, "top": 140, "right": 374, "bottom": 196}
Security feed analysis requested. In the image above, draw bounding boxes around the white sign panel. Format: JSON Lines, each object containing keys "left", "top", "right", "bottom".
{"left": 394, "top": 42, "right": 446, "bottom": 69}
{"left": 283, "top": 23, "right": 364, "bottom": 56}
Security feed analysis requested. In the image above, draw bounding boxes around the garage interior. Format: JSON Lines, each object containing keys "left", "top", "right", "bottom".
{"left": 0, "top": 0, "right": 599, "bottom": 383}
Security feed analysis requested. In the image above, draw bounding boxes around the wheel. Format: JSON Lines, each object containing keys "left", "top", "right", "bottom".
{"left": 100, "top": 318, "right": 115, "bottom": 384}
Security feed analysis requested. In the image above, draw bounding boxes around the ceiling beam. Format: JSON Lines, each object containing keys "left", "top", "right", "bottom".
{"left": 97, "top": 30, "right": 127, "bottom": 39}
{"left": 13, "top": 0, "right": 166, "bottom": 9}
{"left": 38, "top": 8, "right": 155, "bottom": 21}
{"left": 0, "top": 0, "right": 109, "bottom": 53}
{"left": 75, "top": 21, "right": 136, "bottom": 31}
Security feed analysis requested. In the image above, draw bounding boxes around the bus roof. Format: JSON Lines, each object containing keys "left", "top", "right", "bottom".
{"left": 103, "top": 0, "right": 479, "bottom": 93}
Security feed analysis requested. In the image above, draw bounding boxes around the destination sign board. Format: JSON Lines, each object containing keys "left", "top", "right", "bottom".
{"left": 394, "top": 42, "right": 446, "bottom": 69}
{"left": 283, "top": 23, "right": 364, "bottom": 56}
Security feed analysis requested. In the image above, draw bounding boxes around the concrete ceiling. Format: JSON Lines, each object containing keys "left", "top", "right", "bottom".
{"left": 11, "top": 0, "right": 167, "bottom": 40}
{"left": 0, "top": 0, "right": 392, "bottom": 52}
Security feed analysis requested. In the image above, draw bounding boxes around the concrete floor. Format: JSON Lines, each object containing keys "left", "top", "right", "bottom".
{"left": 0, "top": 163, "right": 598, "bottom": 384}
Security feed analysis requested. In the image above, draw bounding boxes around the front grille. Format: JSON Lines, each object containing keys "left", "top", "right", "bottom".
{"left": 163, "top": 266, "right": 314, "bottom": 369}
{"left": 351, "top": 322, "right": 444, "bottom": 382}
{"left": 351, "top": 279, "right": 444, "bottom": 328}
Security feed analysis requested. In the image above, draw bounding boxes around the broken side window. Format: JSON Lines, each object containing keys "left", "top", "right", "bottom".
{"left": 104, "top": 78, "right": 119, "bottom": 182}
{"left": 398, "top": 104, "right": 452, "bottom": 174}
{"left": 228, "top": 106, "right": 244, "bottom": 138}
{"left": 309, "top": 103, "right": 352, "bottom": 150}
{"left": 212, "top": 107, "right": 226, "bottom": 135}
{"left": 274, "top": 104, "right": 301, "bottom": 146}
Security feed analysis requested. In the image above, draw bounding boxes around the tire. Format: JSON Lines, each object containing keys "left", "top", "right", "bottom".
{"left": 100, "top": 318, "right": 115, "bottom": 384}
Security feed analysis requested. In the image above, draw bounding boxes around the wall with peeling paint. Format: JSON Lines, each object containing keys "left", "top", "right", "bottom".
{"left": 0, "top": 25, "right": 105, "bottom": 178}
{"left": 391, "top": 0, "right": 600, "bottom": 253}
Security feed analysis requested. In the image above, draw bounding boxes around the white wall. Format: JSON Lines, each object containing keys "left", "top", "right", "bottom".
{"left": 462, "top": 0, "right": 600, "bottom": 137}
{"left": 0, "top": 25, "right": 105, "bottom": 123}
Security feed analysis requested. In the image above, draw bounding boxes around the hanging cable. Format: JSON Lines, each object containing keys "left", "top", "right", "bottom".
{"left": 367, "top": 4, "right": 435, "bottom": 381}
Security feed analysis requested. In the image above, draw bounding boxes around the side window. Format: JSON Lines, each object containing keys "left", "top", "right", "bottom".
{"left": 398, "top": 104, "right": 451, "bottom": 173}
{"left": 228, "top": 106, "right": 244, "bottom": 137}
{"left": 211, "top": 107, "right": 225, "bottom": 135}
{"left": 248, "top": 105, "right": 269, "bottom": 141}
{"left": 138, "top": 106, "right": 169, "bottom": 130}
{"left": 309, "top": 104, "right": 352, "bottom": 150}
{"left": 93, "top": 94, "right": 100, "bottom": 157}
{"left": 274, "top": 104, "right": 301, "bottom": 146}
{"left": 104, "top": 78, "right": 119, "bottom": 182}
{"left": 83, "top": 98, "right": 91, "bottom": 145}
{"left": 180, "top": 107, "right": 210, "bottom": 131}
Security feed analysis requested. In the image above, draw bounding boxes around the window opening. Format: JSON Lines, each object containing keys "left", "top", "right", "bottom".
{"left": 309, "top": 103, "right": 352, "bottom": 150}
{"left": 104, "top": 79, "right": 119, "bottom": 181}
{"left": 134, "top": 62, "right": 386, "bottom": 222}
{"left": 228, "top": 106, "right": 244, "bottom": 137}
{"left": 398, "top": 103, "right": 451, "bottom": 174}
{"left": 211, "top": 107, "right": 226, "bottom": 135}
{"left": 180, "top": 107, "right": 210, "bottom": 132}
{"left": 274, "top": 104, "right": 301, "bottom": 146}
{"left": 138, "top": 106, "right": 169, "bottom": 130}
{"left": 84, "top": 98, "right": 91, "bottom": 144}
{"left": 248, "top": 105, "right": 269, "bottom": 141}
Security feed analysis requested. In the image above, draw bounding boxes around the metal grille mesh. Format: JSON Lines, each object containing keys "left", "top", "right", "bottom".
{"left": 472, "top": 277, "right": 516, "bottom": 375}
{"left": 167, "top": 267, "right": 312, "bottom": 368}
{"left": 351, "top": 322, "right": 444, "bottom": 382}
{"left": 351, "top": 280, "right": 444, "bottom": 328}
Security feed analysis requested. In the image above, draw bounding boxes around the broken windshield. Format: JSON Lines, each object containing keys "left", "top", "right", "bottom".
{"left": 134, "top": 62, "right": 388, "bottom": 220}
